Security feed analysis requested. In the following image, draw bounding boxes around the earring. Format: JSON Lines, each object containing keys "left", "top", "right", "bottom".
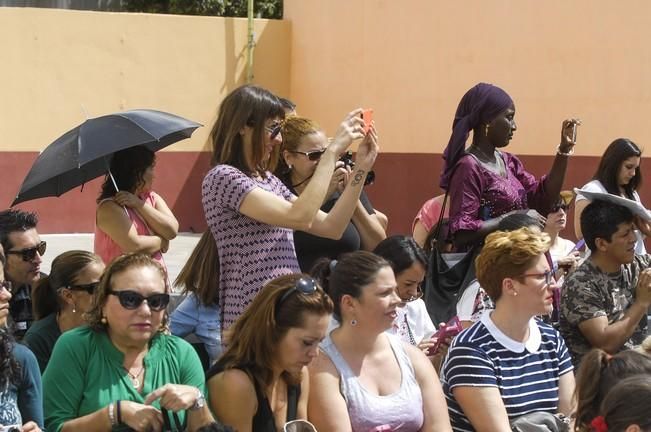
{"left": 72, "top": 306, "right": 77, "bottom": 314}
{"left": 484, "top": 124, "right": 490, "bottom": 136}
{"left": 513, "top": 291, "right": 518, "bottom": 297}
{"left": 287, "top": 164, "right": 293, "bottom": 170}
{"left": 350, "top": 319, "right": 357, "bottom": 326}
{"left": 101, "top": 316, "right": 107, "bottom": 325}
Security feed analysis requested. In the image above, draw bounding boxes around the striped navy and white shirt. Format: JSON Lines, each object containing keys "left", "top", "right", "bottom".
{"left": 440, "top": 312, "right": 573, "bottom": 432}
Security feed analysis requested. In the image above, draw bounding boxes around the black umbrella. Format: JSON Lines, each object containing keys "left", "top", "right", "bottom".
{"left": 12, "top": 109, "right": 202, "bottom": 206}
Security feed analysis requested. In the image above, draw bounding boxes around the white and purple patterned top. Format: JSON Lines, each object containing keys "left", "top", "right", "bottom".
{"left": 202, "top": 164, "right": 300, "bottom": 330}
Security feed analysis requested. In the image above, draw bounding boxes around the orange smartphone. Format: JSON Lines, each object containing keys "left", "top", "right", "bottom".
{"left": 361, "top": 108, "right": 373, "bottom": 134}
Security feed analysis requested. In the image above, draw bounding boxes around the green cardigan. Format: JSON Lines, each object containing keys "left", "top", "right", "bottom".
{"left": 43, "top": 326, "right": 205, "bottom": 432}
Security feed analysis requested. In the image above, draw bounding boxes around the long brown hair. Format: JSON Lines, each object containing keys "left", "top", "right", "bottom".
{"left": 86, "top": 253, "right": 169, "bottom": 332}
{"left": 208, "top": 273, "right": 333, "bottom": 391}
{"left": 210, "top": 84, "right": 285, "bottom": 174}
{"left": 174, "top": 231, "right": 219, "bottom": 306}
{"left": 573, "top": 348, "right": 651, "bottom": 431}
{"left": 599, "top": 375, "right": 651, "bottom": 431}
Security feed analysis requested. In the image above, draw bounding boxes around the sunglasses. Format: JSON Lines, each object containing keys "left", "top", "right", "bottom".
{"left": 0, "top": 280, "right": 13, "bottom": 293}
{"left": 288, "top": 149, "right": 326, "bottom": 161}
{"left": 277, "top": 277, "right": 318, "bottom": 307}
{"left": 265, "top": 123, "right": 282, "bottom": 140}
{"left": 6, "top": 241, "right": 46, "bottom": 262}
{"left": 518, "top": 268, "right": 556, "bottom": 287}
{"left": 108, "top": 289, "right": 170, "bottom": 311}
{"left": 68, "top": 282, "right": 99, "bottom": 295}
{"left": 550, "top": 203, "right": 569, "bottom": 213}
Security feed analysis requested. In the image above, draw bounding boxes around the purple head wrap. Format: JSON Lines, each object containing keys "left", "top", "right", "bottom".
{"left": 440, "top": 83, "right": 513, "bottom": 190}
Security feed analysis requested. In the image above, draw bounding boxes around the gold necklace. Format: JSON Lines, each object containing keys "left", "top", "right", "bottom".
{"left": 124, "top": 365, "right": 145, "bottom": 389}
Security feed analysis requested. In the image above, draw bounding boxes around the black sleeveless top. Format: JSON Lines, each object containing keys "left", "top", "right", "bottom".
{"left": 206, "top": 362, "right": 300, "bottom": 432}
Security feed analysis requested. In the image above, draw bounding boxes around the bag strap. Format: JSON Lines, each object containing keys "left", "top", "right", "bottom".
{"left": 432, "top": 158, "right": 463, "bottom": 249}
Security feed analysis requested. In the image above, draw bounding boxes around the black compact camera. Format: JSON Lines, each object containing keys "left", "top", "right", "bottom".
{"left": 338, "top": 151, "right": 375, "bottom": 186}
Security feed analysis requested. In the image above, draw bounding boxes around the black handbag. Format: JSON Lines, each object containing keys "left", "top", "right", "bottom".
{"left": 423, "top": 169, "right": 479, "bottom": 326}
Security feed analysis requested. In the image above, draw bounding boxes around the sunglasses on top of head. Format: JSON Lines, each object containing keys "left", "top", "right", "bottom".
{"left": 287, "top": 149, "right": 327, "bottom": 161}
{"left": 108, "top": 289, "right": 170, "bottom": 311}
{"left": 5, "top": 241, "right": 46, "bottom": 262}
{"left": 277, "top": 277, "right": 318, "bottom": 308}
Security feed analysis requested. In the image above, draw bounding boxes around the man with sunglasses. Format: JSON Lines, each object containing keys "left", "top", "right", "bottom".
{"left": 560, "top": 200, "right": 651, "bottom": 367}
{"left": 0, "top": 209, "right": 46, "bottom": 339}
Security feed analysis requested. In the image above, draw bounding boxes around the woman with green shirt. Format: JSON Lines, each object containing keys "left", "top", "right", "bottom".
{"left": 43, "top": 253, "right": 214, "bottom": 432}
{"left": 24, "top": 250, "right": 105, "bottom": 373}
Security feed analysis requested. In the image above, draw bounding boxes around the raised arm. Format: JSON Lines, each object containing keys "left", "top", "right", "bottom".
{"left": 114, "top": 191, "right": 179, "bottom": 240}
{"left": 352, "top": 197, "right": 386, "bottom": 251}
{"left": 96, "top": 201, "right": 167, "bottom": 255}
{"left": 540, "top": 119, "right": 580, "bottom": 211}
{"left": 238, "top": 110, "right": 368, "bottom": 235}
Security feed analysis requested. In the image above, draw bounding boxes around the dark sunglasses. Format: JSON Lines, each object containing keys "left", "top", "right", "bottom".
{"left": 68, "top": 282, "right": 99, "bottom": 295}
{"left": 288, "top": 149, "right": 326, "bottom": 161}
{"left": 108, "top": 289, "right": 170, "bottom": 311}
{"left": 550, "top": 203, "right": 569, "bottom": 213}
{"left": 0, "top": 280, "right": 13, "bottom": 293}
{"left": 265, "top": 123, "right": 282, "bottom": 140}
{"left": 277, "top": 277, "right": 318, "bottom": 307}
{"left": 5, "top": 241, "right": 46, "bottom": 262}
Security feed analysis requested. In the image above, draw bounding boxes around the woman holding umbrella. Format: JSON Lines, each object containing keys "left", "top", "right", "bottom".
{"left": 95, "top": 145, "right": 179, "bottom": 267}
{"left": 203, "top": 84, "right": 378, "bottom": 332}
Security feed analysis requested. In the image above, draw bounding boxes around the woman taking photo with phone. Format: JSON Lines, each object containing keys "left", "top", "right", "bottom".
{"left": 203, "top": 85, "right": 378, "bottom": 331}
{"left": 309, "top": 251, "right": 452, "bottom": 431}
{"left": 275, "top": 115, "right": 386, "bottom": 272}
{"left": 574, "top": 138, "right": 648, "bottom": 253}
{"left": 206, "top": 273, "right": 333, "bottom": 432}
{"left": 441, "top": 227, "right": 575, "bottom": 430}
{"left": 43, "top": 253, "right": 213, "bottom": 432}
{"left": 440, "top": 82, "right": 579, "bottom": 250}
{"left": 24, "top": 250, "right": 105, "bottom": 372}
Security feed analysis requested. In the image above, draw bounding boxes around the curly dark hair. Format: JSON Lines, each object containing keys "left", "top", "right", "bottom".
{"left": 0, "top": 327, "right": 21, "bottom": 390}
{"left": 97, "top": 145, "right": 155, "bottom": 202}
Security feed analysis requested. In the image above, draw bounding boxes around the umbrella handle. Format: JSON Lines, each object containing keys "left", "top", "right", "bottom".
{"left": 108, "top": 168, "right": 130, "bottom": 218}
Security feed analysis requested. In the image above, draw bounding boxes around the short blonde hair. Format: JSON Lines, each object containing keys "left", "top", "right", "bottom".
{"left": 475, "top": 227, "right": 550, "bottom": 302}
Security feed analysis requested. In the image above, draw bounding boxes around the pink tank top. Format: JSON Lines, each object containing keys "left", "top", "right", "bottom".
{"left": 94, "top": 191, "right": 165, "bottom": 268}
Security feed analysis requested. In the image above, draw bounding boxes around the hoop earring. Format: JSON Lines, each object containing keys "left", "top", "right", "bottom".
{"left": 484, "top": 124, "right": 490, "bottom": 136}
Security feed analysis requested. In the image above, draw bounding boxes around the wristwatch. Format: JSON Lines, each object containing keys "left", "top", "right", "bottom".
{"left": 190, "top": 389, "right": 205, "bottom": 411}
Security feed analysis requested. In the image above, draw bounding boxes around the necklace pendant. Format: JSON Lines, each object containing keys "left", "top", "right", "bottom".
{"left": 131, "top": 377, "right": 140, "bottom": 388}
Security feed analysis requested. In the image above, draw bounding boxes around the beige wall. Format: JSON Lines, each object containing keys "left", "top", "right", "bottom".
{"left": 285, "top": 0, "right": 651, "bottom": 156}
{"left": 0, "top": 7, "right": 290, "bottom": 152}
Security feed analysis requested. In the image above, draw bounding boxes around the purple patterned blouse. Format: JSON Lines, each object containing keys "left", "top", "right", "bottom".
{"left": 448, "top": 151, "right": 547, "bottom": 238}
{"left": 202, "top": 164, "right": 301, "bottom": 330}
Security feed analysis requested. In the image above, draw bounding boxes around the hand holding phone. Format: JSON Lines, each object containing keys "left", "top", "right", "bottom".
{"left": 361, "top": 109, "right": 373, "bottom": 134}
{"left": 426, "top": 316, "right": 463, "bottom": 356}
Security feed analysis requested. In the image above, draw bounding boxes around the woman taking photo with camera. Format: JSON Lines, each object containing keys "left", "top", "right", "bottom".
{"left": 275, "top": 115, "right": 386, "bottom": 272}
{"left": 203, "top": 85, "right": 378, "bottom": 331}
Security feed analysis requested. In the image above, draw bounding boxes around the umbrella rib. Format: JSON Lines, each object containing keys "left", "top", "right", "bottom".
{"left": 114, "top": 113, "right": 159, "bottom": 141}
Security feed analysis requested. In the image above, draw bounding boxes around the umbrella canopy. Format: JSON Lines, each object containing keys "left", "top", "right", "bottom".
{"left": 12, "top": 109, "right": 202, "bottom": 206}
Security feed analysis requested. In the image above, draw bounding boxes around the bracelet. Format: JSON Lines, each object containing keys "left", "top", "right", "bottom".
{"left": 556, "top": 146, "right": 574, "bottom": 156}
{"left": 116, "top": 400, "right": 122, "bottom": 424}
{"left": 108, "top": 402, "right": 117, "bottom": 426}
